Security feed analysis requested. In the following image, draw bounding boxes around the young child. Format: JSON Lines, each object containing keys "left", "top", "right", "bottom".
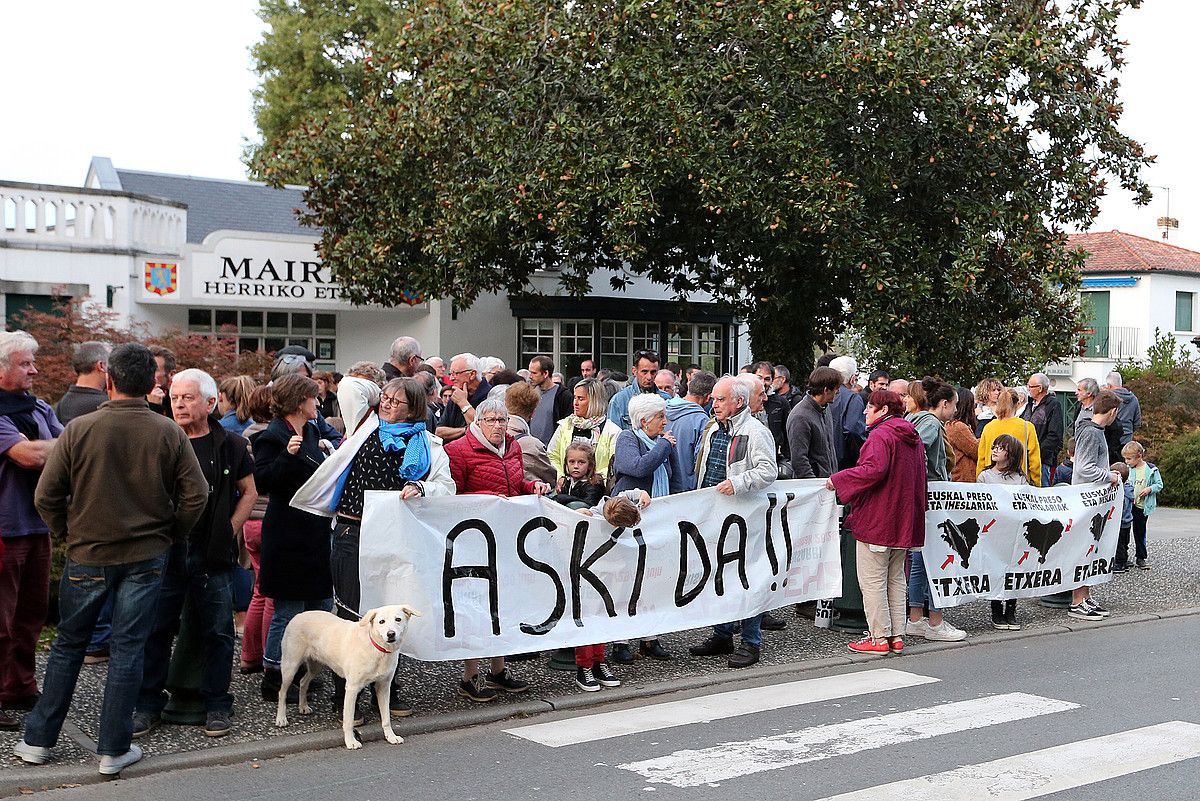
{"left": 568, "top": 489, "right": 650, "bottom": 693}
{"left": 552, "top": 442, "right": 606, "bottom": 510}
{"left": 1122, "top": 440, "right": 1164, "bottom": 570}
{"left": 1053, "top": 438, "right": 1075, "bottom": 485}
{"left": 978, "top": 434, "right": 1025, "bottom": 630}
{"left": 1111, "top": 462, "right": 1134, "bottom": 573}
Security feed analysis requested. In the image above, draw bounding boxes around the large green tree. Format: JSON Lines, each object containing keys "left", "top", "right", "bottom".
{"left": 249, "top": 0, "right": 1150, "bottom": 378}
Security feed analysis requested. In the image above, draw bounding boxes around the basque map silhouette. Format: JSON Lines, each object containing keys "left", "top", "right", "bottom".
{"left": 1022, "top": 520, "right": 1064, "bottom": 564}
{"left": 937, "top": 518, "right": 981, "bottom": 568}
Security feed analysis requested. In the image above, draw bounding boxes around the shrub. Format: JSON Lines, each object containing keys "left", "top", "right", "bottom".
{"left": 1156, "top": 430, "right": 1200, "bottom": 509}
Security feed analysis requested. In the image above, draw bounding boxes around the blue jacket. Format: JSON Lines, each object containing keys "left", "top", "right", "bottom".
{"left": 1131, "top": 461, "right": 1163, "bottom": 516}
{"left": 828, "top": 385, "right": 867, "bottom": 470}
{"left": 610, "top": 429, "right": 685, "bottom": 496}
{"left": 664, "top": 398, "right": 710, "bottom": 491}
{"left": 607, "top": 384, "right": 673, "bottom": 431}
{"left": 1121, "top": 479, "right": 1134, "bottom": 526}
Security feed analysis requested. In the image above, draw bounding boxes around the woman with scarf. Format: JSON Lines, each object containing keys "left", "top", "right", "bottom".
{"left": 827, "top": 390, "right": 927, "bottom": 656}
{"left": 608, "top": 392, "right": 685, "bottom": 663}
{"left": 291, "top": 377, "right": 454, "bottom": 719}
{"left": 546, "top": 378, "right": 622, "bottom": 483}
{"left": 444, "top": 398, "right": 551, "bottom": 702}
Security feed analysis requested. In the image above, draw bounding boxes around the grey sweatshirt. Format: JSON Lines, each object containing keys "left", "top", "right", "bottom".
{"left": 1072, "top": 421, "right": 1111, "bottom": 484}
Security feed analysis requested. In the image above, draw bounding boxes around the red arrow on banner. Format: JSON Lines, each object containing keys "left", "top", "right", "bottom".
{"left": 1065, "top": 518, "right": 1073, "bottom": 532}
{"left": 983, "top": 518, "right": 997, "bottom": 533}
{"left": 1087, "top": 544, "right": 1095, "bottom": 556}
{"left": 941, "top": 555, "right": 955, "bottom": 570}
{"left": 1018, "top": 551, "right": 1030, "bottom": 565}
{"left": 1106, "top": 506, "right": 1115, "bottom": 521}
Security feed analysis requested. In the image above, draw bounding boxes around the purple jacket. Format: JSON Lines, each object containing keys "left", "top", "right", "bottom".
{"left": 829, "top": 416, "right": 927, "bottom": 549}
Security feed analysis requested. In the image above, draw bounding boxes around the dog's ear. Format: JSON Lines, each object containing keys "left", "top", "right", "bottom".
{"left": 399, "top": 604, "right": 421, "bottom": 619}
{"left": 358, "top": 608, "right": 379, "bottom": 628}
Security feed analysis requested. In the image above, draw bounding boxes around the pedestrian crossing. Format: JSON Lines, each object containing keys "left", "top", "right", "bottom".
{"left": 503, "top": 667, "right": 1200, "bottom": 797}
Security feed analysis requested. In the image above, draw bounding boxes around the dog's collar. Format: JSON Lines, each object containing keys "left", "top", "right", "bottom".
{"left": 367, "top": 630, "right": 391, "bottom": 654}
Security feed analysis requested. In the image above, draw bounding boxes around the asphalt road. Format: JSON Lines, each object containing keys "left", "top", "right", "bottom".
{"left": 34, "top": 614, "right": 1199, "bottom": 801}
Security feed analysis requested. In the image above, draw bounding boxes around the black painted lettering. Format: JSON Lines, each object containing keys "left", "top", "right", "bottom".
{"left": 569, "top": 520, "right": 617, "bottom": 627}
{"left": 674, "top": 521, "right": 711, "bottom": 606}
{"left": 763, "top": 493, "right": 779, "bottom": 575}
{"left": 442, "top": 519, "right": 499, "bottom": 638}
{"left": 220, "top": 256, "right": 251, "bottom": 279}
{"left": 627, "top": 527, "right": 646, "bottom": 617}
{"left": 303, "top": 260, "right": 325, "bottom": 283}
{"left": 515, "top": 517, "right": 565, "bottom": 636}
{"left": 714, "top": 514, "right": 749, "bottom": 596}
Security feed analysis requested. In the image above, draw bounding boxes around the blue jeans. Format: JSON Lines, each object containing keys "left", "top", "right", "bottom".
{"left": 715, "top": 614, "right": 763, "bottom": 649}
{"left": 1041, "top": 465, "right": 1052, "bottom": 487}
{"left": 24, "top": 554, "right": 166, "bottom": 756}
{"left": 264, "top": 597, "right": 331, "bottom": 669}
{"left": 907, "top": 551, "right": 939, "bottom": 612}
{"left": 137, "top": 543, "right": 235, "bottom": 715}
{"left": 87, "top": 597, "right": 112, "bottom": 654}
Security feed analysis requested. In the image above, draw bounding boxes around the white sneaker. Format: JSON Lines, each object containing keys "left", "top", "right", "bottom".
{"left": 924, "top": 620, "right": 968, "bottom": 642}
{"left": 98, "top": 744, "right": 142, "bottom": 775}
{"left": 905, "top": 618, "right": 932, "bottom": 638}
{"left": 13, "top": 740, "right": 51, "bottom": 765}
{"left": 1083, "top": 598, "right": 1111, "bottom": 618}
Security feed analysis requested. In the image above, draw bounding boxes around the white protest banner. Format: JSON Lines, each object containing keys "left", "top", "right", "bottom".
{"left": 358, "top": 480, "right": 841, "bottom": 660}
{"left": 921, "top": 480, "right": 1123, "bottom": 607}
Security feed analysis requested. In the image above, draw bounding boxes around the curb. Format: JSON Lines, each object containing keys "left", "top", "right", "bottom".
{"left": 4, "top": 606, "right": 1198, "bottom": 797}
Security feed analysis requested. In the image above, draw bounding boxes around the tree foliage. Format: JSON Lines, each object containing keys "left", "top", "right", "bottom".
{"left": 248, "top": 0, "right": 1150, "bottom": 377}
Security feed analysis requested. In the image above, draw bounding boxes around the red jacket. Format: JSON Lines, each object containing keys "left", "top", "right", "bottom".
{"left": 829, "top": 416, "right": 927, "bottom": 549}
{"left": 445, "top": 428, "right": 538, "bottom": 497}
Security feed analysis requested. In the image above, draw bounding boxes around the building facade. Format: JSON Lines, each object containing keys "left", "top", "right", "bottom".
{"left": 1, "top": 157, "right": 748, "bottom": 374}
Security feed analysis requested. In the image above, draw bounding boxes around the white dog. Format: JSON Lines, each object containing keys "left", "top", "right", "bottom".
{"left": 274, "top": 605, "right": 419, "bottom": 750}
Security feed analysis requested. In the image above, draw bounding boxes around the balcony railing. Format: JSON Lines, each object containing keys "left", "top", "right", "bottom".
{"left": 1078, "top": 325, "right": 1139, "bottom": 360}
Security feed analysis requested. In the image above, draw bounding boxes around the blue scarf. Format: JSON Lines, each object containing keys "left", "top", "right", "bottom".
{"left": 378, "top": 421, "right": 432, "bottom": 481}
{"left": 635, "top": 429, "right": 671, "bottom": 497}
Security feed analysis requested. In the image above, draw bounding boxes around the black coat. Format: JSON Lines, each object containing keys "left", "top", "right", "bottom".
{"left": 251, "top": 417, "right": 332, "bottom": 601}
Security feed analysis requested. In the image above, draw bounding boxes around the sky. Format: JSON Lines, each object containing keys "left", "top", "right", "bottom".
{"left": 1, "top": 0, "right": 1195, "bottom": 249}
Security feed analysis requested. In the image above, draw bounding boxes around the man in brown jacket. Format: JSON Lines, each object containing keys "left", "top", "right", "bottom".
{"left": 15, "top": 343, "right": 207, "bottom": 776}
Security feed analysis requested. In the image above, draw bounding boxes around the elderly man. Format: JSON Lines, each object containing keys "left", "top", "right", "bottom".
{"left": 527, "top": 355, "right": 573, "bottom": 445}
{"left": 828, "top": 356, "right": 867, "bottom": 470}
{"left": 424, "top": 356, "right": 447, "bottom": 382}
{"left": 435, "top": 352, "right": 492, "bottom": 442}
{"left": 55, "top": 342, "right": 111, "bottom": 424}
{"left": 132, "top": 369, "right": 256, "bottom": 740}
{"left": 0, "top": 332, "right": 64, "bottom": 731}
{"left": 18, "top": 344, "right": 207, "bottom": 774}
{"left": 382, "top": 336, "right": 423, "bottom": 381}
{"left": 608, "top": 349, "right": 672, "bottom": 430}
{"left": 1021, "top": 373, "right": 1064, "bottom": 485}
{"left": 1074, "top": 377, "right": 1123, "bottom": 464}
{"left": 688, "top": 376, "right": 778, "bottom": 668}
{"left": 1104, "top": 371, "right": 1141, "bottom": 445}
{"left": 654, "top": 369, "right": 678, "bottom": 398}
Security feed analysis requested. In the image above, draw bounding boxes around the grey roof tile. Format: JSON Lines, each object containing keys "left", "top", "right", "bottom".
{"left": 114, "top": 169, "right": 316, "bottom": 244}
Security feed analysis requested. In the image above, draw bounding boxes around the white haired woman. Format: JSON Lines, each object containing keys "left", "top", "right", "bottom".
{"left": 608, "top": 393, "right": 685, "bottom": 663}
{"left": 292, "top": 377, "right": 454, "bottom": 718}
{"left": 547, "top": 378, "right": 622, "bottom": 483}
{"left": 443, "top": 398, "right": 551, "bottom": 701}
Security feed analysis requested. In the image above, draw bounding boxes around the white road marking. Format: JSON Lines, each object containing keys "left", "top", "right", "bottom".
{"left": 618, "top": 692, "right": 1079, "bottom": 787}
{"left": 504, "top": 668, "right": 939, "bottom": 747}
{"left": 813, "top": 721, "right": 1200, "bottom": 801}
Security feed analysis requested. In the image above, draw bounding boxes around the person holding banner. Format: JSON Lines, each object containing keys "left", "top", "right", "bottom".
{"left": 609, "top": 393, "right": 685, "bottom": 663}
{"left": 1069, "top": 391, "right": 1123, "bottom": 621}
{"left": 444, "top": 398, "right": 551, "bottom": 701}
{"left": 903, "top": 379, "right": 968, "bottom": 643}
{"left": 688, "top": 376, "right": 778, "bottom": 669}
{"left": 827, "top": 390, "right": 927, "bottom": 655}
{"left": 291, "top": 377, "right": 455, "bottom": 719}
{"left": 547, "top": 378, "right": 623, "bottom": 483}
{"left": 978, "top": 434, "right": 1027, "bottom": 630}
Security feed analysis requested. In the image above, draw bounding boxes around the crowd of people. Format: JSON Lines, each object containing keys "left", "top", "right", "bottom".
{"left": 0, "top": 331, "right": 1162, "bottom": 773}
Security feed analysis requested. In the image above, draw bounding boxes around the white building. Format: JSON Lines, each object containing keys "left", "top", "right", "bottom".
{"left": 1053, "top": 231, "right": 1200, "bottom": 389}
{"left": 0, "top": 157, "right": 749, "bottom": 374}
